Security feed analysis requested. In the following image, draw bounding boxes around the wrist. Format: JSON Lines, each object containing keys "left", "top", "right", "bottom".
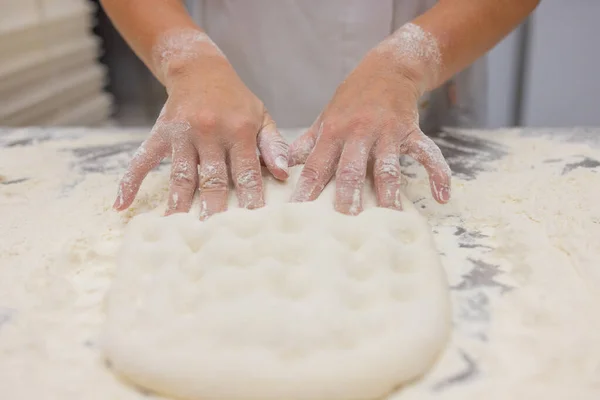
{"left": 152, "top": 28, "right": 226, "bottom": 85}
{"left": 374, "top": 23, "right": 442, "bottom": 93}
{"left": 162, "top": 53, "right": 229, "bottom": 88}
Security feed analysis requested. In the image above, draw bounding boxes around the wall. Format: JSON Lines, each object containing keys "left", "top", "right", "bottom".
{"left": 485, "top": 26, "right": 525, "bottom": 128}
{"left": 522, "top": 0, "right": 600, "bottom": 127}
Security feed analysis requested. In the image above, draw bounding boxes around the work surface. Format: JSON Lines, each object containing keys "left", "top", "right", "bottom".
{"left": 1, "top": 126, "right": 599, "bottom": 399}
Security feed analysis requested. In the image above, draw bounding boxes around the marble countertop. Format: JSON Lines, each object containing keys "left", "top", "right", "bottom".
{"left": 1, "top": 126, "right": 599, "bottom": 399}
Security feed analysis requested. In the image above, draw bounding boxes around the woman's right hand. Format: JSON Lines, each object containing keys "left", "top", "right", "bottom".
{"left": 113, "top": 30, "right": 289, "bottom": 220}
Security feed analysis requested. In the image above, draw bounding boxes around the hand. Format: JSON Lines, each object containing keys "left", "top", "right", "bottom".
{"left": 114, "top": 44, "right": 289, "bottom": 219}
{"left": 289, "top": 39, "right": 451, "bottom": 215}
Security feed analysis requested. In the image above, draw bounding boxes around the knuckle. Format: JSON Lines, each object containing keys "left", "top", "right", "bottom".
{"left": 170, "top": 161, "right": 196, "bottom": 187}
{"left": 160, "top": 119, "right": 192, "bottom": 140}
{"left": 321, "top": 113, "right": 386, "bottom": 142}
{"left": 321, "top": 119, "right": 344, "bottom": 138}
{"left": 235, "top": 168, "right": 261, "bottom": 190}
{"left": 374, "top": 158, "right": 401, "bottom": 181}
{"left": 336, "top": 163, "right": 363, "bottom": 186}
{"left": 299, "top": 164, "right": 321, "bottom": 184}
{"left": 200, "top": 176, "right": 227, "bottom": 191}
{"left": 171, "top": 173, "right": 195, "bottom": 187}
{"left": 199, "top": 165, "right": 227, "bottom": 191}
{"left": 191, "top": 109, "right": 219, "bottom": 131}
{"left": 351, "top": 111, "right": 399, "bottom": 133}
{"left": 229, "top": 115, "right": 257, "bottom": 135}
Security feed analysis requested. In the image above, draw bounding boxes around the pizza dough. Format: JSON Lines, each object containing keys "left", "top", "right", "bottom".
{"left": 102, "top": 166, "right": 451, "bottom": 400}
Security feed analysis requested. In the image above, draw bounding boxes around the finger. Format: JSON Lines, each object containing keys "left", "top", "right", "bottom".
{"left": 165, "top": 141, "right": 199, "bottom": 216}
{"left": 229, "top": 139, "right": 265, "bottom": 210}
{"left": 290, "top": 135, "right": 342, "bottom": 203}
{"left": 373, "top": 137, "right": 403, "bottom": 210}
{"left": 114, "top": 133, "right": 169, "bottom": 211}
{"left": 401, "top": 130, "right": 451, "bottom": 203}
{"left": 198, "top": 145, "right": 229, "bottom": 221}
{"left": 257, "top": 113, "right": 289, "bottom": 180}
{"left": 334, "top": 139, "right": 371, "bottom": 215}
{"left": 288, "top": 117, "right": 322, "bottom": 166}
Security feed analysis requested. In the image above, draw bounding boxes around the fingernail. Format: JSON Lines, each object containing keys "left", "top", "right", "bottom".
{"left": 440, "top": 185, "right": 450, "bottom": 202}
{"left": 432, "top": 180, "right": 450, "bottom": 203}
{"left": 199, "top": 199, "right": 209, "bottom": 221}
{"left": 113, "top": 194, "right": 123, "bottom": 210}
{"left": 275, "top": 156, "right": 289, "bottom": 173}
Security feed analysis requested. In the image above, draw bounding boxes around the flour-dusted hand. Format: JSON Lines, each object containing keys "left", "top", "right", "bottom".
{"left": 113, "top": 29, "right": 289, "bottom": 219}
{"left": 289, "top": 23, "right": 451, "bottom": 215}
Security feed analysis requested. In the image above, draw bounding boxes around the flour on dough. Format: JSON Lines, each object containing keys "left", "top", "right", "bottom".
{"left": 102, "top": 166, "right": 451, "bottom": 400}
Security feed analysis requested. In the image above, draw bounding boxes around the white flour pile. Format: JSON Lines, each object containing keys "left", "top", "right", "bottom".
{"left": 0, "top": 127, "right": 599, "bottom": 399}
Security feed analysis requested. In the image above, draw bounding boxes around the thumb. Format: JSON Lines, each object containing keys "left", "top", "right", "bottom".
{"left": 257, "top": 111, "right": 290, "bottom": 180}
{"left": 288, "top": 116, "right": 322, "bottom": 166}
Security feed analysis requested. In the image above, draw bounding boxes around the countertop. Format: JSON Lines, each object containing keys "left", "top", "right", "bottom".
{"left": 1, "top": 126, "right": 599, "bottom": 399}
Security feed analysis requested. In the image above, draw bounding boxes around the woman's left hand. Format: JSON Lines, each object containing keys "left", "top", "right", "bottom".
{"left": 288, "top": 36, "right": 451, "bottom": 215}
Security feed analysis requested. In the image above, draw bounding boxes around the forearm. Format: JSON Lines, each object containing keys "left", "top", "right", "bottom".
{"left": 100, "top": 0, "right": 218, "bottom": 85}
{"left": 379, "top": 0, "right": 540, "bottom": 92}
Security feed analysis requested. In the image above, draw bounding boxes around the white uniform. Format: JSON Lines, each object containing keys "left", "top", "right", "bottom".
{"left": 187, "top": 0, "right": 487, "bottom": 131}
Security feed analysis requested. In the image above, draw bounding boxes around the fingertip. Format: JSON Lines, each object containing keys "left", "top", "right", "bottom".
{"left": 257, "top": 120, "right": 292, "bottom": 179}
{"left": 431, "top": 178, "right": 451, "bottom": 204}
{"left": 376, "top": 186, "right": 404, "bottom": 211}
{"left": 290, "top": 178, "right": 322, "bottom": 203}
{"left": 263, "top": 154, "right": 290, "bottom": 181}
{"left": 113, "top": 198, "right": 132, "bottom": 212}
{"left": 334, "top": 181, "right": 365, "bottom": 216}
{"left": 404, "top": 132, "right": 452, "bottom": 205}
{"left": 164, "top": 195, "right": 190, "bottom": 217}
{"left": 290, "top": 180, "right": 312, "bottom": 203}
{"left": 273, "top": 171, "right": 289, "bottom": 182}
{"left": 112, "top": 196, "right": 121, "bottom": 211}
{"left": 440, "top": 184, "right": 451, "bottom": 203}
{"left": 271, "top": 155, "right": 290, "bottom": 180}
{"left": 198, "top": 196, "right": 229, "bottom": 221}
{"left": 113, "top": 183, "right": 130, "bottom": 211}
{"left": 334, "top": 201, "right": 363, "bottom": 216}
{"left": 275, "top": 155, "right": 289, "bottom": 172}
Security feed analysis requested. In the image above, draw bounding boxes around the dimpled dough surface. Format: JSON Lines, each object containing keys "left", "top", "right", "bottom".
{"left": 102, "top": 166, "right": 451, "bottom": 400}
